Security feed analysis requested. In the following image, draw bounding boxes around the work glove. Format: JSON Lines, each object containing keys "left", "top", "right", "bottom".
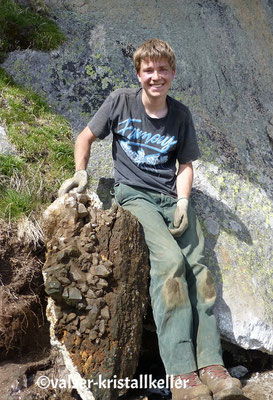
{"left": 169, "top": 198, "right": 189, "bottom": 237}
{"left": 58, "top": 170, "right": 88, "bottom": 197}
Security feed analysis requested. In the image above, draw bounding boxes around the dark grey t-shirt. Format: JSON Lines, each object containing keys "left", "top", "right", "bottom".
{"left": 88, "top": 88, "right": 200, "bottom": 196}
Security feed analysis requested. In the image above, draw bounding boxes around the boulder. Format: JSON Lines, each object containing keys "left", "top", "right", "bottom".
{"left": 42, "top": 191, "right": 150, "bottom": 400}
{"left": 2, "top": 0, "right": 273, "bottom": 354}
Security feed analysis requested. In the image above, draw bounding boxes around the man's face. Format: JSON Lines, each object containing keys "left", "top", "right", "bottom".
{"left": 137, "top": 58, "right": 175, "bottom": 100}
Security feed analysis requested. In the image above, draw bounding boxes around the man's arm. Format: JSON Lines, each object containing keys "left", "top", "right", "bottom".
{"left": 176, "top": 162, "right": 193, "bottom": 199}
{"left": 58, "top": 126, "right": 97, "bottom": 196}
{"left": 75, "top": 126, "right": 97, "bottom": 170}
{"left": 169, "top": 162, "right": 193, "bottom": 237}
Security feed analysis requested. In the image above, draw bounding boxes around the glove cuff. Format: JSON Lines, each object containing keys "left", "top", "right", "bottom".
{"left": 177, "top": 197, "right": 189, "bottom": 202}
{"left": 74, "top": 169, "right": 88, "bottom": 177}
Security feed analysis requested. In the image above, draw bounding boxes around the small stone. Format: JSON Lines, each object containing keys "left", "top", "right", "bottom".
{"left": 68, "top": 325, "right": 77, "bottom": 332}
{"left": 95, "top": 289, "right": 104, "bottom": 297}
{"left": 95, "top": 298, "right": 106, "bottom": 308}
{"left": 78, "top": 282, "right": 88, "bottom": 293}
{"left": 103, "top": 260, "right": 113, "bottom": 268}
{"left": 82, "top": 222, "right": 92, "bottom": 234}
{"left": 77, "top": 302, "right": 86, "bottom": 310}
{"left": 101, "top": 215, "right": 113, "bottom": 224}
{"left": 66, "top": 313, "right": 77, "bottom": 323}
{"left": 80, "top": 319, "right": 90, "bottom": 332}
{"left": 92, "top": 254, "right": 99, "bottom": 266}
{"left": 78, "top": 193, "right": 89, "bottom": 204}
{"left": 45, "top": 281, "right": 62, "bottom": 296}
{"left": 96, "top": 278, "right": 108, "bottom": 289}
{"left": 68, "top": 287, "right": 82, "bottom": 303}
{"left": 62, "top": 287, "right": 69, "bottom": 299}
{"left": 88, "top": 304, "right": 99, "bottom": 325}
{"left": 45, "top": 263, "right": 66, "bottom": 274}
{"left": 101, "top": 306, "right": 110, "bottom": 320}
{"left": 228, "top": 365, "right": 248, "bottom": 379}
{"left": 78, "top": 203, "right": 89, "bottom": 218}
{"left": 84, "top": 243, "right": 95, "bottom": 253}
{"left": 67, "top": 245, "right": 81, "bottom": 258}
{"left": 69, "top": 265, "right": 86, "bottom": 283}
{"left": 89, "top": 331, "right": 97, "bottom": 340}
{"left": 86, "top": 289, "right": 97, "bottom": 299}
{"left": 90, "top": 265, "right": 111, "bottom": 277}
{"left": 86, "top": 273, "right": 94, "bottom": 285}
{"left": 99, "top": 319, "right": 105, "bottom": 334}
{"left": 58, "top": 276, "right": 71, "bottom": 285}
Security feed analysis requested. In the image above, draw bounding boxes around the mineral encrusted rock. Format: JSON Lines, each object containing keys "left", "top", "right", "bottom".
{"left": 42, "top": 191, "right": 150, "bottom": 400}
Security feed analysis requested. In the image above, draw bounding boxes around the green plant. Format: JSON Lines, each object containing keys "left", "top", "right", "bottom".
{"left": 0, "top": 154, "right": 25, "bottom": 177}
{"left": 0, "top": 188, "right": 36, "bottom": 220}
{"left": 0, "top": 0, "right": 65, "bottom": 61}
{"left": 0, "top": 68, "right": 75, "bottom": 220}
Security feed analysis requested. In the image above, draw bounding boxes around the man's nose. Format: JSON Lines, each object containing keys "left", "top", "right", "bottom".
{"left": 152, "top": 70, "right": 159, "bottom": 80}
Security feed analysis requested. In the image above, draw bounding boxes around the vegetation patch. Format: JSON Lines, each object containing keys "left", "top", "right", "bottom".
{"left": 0, "top": 0, "right": 65, "bottom": 62}
{"left": 0, "top": 67, "right": 74, "bottom": 220}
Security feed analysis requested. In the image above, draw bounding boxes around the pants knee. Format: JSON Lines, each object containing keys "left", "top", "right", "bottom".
{"left": 162, "top": 277, "right": 190, "bottom": 309}
{"left": 197, "top": 268, "right": 216, "bottom": 303}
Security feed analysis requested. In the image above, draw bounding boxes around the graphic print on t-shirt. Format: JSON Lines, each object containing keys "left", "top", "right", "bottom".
{"left": 117, "top": 117, "right": 177, "bottom": 171}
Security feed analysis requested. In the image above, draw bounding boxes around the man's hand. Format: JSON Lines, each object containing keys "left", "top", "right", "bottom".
{"left": 58, "top": 170, "right": 88, "bottom": 197}
{"left": 169, "top": 198, "right": 189, "bottom": 237}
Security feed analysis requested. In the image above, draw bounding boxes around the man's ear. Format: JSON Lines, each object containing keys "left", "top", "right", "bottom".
{"left": 137, "top": 72, "right": 141, "bottom": 83}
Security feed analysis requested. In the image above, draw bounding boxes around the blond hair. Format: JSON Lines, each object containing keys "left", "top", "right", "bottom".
{"left": 133, "top": 38, "right": 176, "bottom": 73}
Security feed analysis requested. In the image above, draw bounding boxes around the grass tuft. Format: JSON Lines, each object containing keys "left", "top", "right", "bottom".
{"left": 0, "top": 67, "right": 74, "bottom": 220}
{"left": 0, "top": 0, "right": 65, "bottom": 62}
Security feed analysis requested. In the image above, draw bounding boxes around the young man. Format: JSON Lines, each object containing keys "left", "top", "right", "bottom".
{"left": 59, "top": 39, "right": 246, "bottom": 400}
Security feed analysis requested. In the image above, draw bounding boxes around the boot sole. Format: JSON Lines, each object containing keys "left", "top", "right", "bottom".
{"left": 213, "top": 387, "right": 250, "bottom": 400}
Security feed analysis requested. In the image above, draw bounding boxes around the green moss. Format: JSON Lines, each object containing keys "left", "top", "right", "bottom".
{"left": 0, "top": 67, "right": 74, "bottom": 220}
{"left": 0, "top": 0, "right": 65, "bottom": 62}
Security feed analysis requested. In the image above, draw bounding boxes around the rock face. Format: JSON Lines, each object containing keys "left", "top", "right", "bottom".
{"left": 2, "top": 0, "right": 273, "bottom": 354}
{"left": 0, "top": 126, "right": 17, "bottom": 155}
{"left": 42, "top": 191, "right": 150, "bottom": 400}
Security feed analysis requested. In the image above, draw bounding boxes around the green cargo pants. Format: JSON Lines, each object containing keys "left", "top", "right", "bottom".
{"left": 114, "top": 183, "right": 223, "bottom": 375}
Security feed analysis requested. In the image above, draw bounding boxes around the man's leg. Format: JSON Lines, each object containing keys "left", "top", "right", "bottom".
{"left": 115, "top": 183, "right": 197, "bottom": 375}
{"left": 166, "top": 202, "right": 246, "bottom": 399}
{"left": 173, "top": 204, "right": 223, "bottom": 369}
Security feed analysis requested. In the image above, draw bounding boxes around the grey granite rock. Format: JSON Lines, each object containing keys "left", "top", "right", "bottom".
{"left": 3, "top": 0, "right": 273, "bottom": 355}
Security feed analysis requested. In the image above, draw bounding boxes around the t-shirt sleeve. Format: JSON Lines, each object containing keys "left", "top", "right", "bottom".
{"left": 87, "top": 94, "right": 114, "bottom": 139}
{"left": 176, "top": 109, "right": 201, "bottom": 163}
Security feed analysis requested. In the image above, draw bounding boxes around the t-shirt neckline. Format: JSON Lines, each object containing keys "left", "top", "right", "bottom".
{"left": 137, "top": 88, "right": 169, "bottom": 122}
